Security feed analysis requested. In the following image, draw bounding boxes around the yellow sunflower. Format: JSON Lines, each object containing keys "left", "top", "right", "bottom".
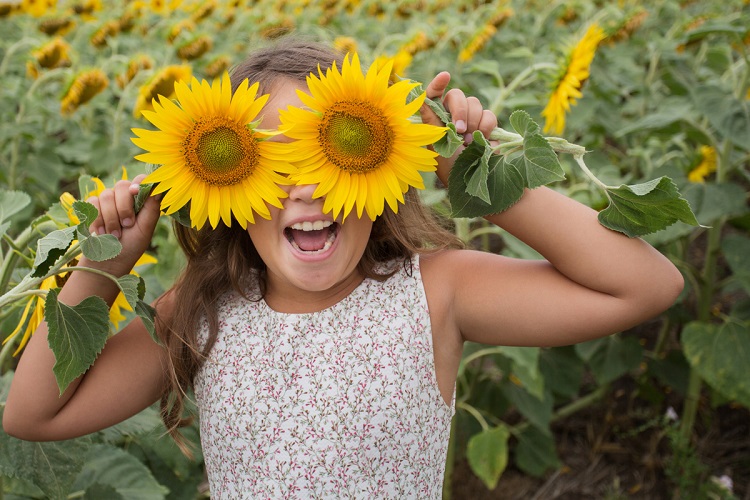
{"left": 132, "top": 72, "right": 296, "bottom": 229}
{"left": 541, "top": 23, "right": 606, "bottom": 135}
{"left": 2, "top": 275, "right": 57, "bottom": 356}
{"left": 133, "top": 64, "right": 192, "bottom": 118}
{"left": 279, "top": 53, "right": 446, "bottom": 221}
{"left": 60, "top": 69, "right": 109, "bottom": 116}
{"left": 688, "top": 145, "right": 717, "bottom": 183}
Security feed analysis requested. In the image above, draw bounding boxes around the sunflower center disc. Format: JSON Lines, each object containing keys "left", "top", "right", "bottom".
{"left": 320, "top": 101, "right": 392, "bottom": 173}
{"left": 183, "top": 116, "right": 258, "bottom": 186}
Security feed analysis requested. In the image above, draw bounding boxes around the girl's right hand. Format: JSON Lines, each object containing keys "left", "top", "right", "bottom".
{"left": 82, "top": 174, "right": 162, "bottom": 276}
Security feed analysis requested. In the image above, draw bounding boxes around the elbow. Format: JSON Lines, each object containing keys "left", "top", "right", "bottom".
{"left": 646, "top": 262, "right": 685, "bottom": 316}
{"left": 2, "top": 407, "right": 48, "bottom": 442}
{"left": 2, "top": 410, "right": 31, "bottom": 441}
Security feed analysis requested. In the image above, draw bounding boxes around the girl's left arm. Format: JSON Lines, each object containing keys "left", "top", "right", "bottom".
{"left": 419, "top": 74, "right": 684, "bottom": 348}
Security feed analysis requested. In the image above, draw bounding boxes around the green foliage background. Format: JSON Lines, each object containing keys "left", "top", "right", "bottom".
{"left": 0, "top": 0, "right": 748, "bottom": 498}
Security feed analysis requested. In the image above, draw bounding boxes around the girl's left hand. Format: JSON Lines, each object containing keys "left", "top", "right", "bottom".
{"left": 419, "top": 71, "right": 498, "bottom": 185}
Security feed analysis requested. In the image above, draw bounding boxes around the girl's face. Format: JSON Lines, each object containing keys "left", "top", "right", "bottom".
{"left": 247, "top": 80, "right": 373, "bottom": 312}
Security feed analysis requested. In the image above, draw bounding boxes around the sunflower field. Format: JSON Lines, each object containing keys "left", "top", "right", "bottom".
{"left": 1, "top": 0, "right": 749, "bottom": 498}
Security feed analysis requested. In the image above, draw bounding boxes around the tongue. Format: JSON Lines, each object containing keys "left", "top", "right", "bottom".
{"left": 291, "top": 229, "right": 328, "bottom": 251}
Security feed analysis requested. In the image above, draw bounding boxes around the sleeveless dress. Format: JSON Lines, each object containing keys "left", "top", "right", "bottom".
{"left": 193, "top": 255, "right": 455, "bottom": 499}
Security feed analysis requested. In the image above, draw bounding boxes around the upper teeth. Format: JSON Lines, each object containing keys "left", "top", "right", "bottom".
{"left": 290, "top": 220, "right": 333, "bottom": 231}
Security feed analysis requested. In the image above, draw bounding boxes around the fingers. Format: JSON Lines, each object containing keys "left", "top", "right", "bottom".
{"left": 89, "top": 178, "right": 155, "bottom": 238}
{"left": 443, "top": 89, "right": 498, "bottom": 144}
{"left": 420, "top": 71, "right": 451, "bottom": 127}
{"left": 422, "top": 71, "right": 498, "bottom": 145}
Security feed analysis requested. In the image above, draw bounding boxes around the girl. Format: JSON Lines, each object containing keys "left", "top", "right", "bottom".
{"left": 3, "top": 40, "right": 683, "bottom": 498}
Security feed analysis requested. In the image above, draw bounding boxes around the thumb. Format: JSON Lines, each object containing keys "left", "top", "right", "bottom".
{"left": 134, "top": 194, "right": 162, "bottom": 235}
{"left": 420, "top": 71, "right": 451, "bottom": 127}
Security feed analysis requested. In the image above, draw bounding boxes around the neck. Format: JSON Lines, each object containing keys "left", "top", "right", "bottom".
{"left": 262, "top": 268, "right": 365, "bottom": 313}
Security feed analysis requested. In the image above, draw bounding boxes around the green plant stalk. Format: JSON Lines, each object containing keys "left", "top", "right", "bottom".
{"left": 679, "top": 140, "right": 730, "bottom": 439}
{"left": 489, "top": 62, "right": 557, "bottom": 115}
{"left": 0, "top": 37, "right": 39, "bottom": 76}
{"left": 8, "top": 68, "right": 67, "bottom": 190}
{"left": 0, "top": 220, "right": 58, "bottom": 295}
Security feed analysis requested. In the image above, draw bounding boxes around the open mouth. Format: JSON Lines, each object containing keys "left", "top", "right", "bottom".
{"left": 283, "top": 220, "right": 339, "bottom": 254}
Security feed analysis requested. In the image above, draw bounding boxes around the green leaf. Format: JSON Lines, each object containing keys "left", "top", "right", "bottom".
{"left": 134, "top": 183, "right": 153, "bottom": 214}
{"left": 682, "top": 321, "right": 750, "bottom": 407}
{"left": 117, "top": 274, "right": 141, "bottom": 310}
{"left": 0, "top": 407, "right": 92, "bottom": 500}
{"left": 433, "top": 122, "right": 464, "bottom": 158}
{"left": 72, "top": 444, "right": 169, "bottom": 500}
{"left": 509, "top": 133, "right": 565, "bottom": 188}
{"left": 722, "top": 235, "right": 750, "bottom": 294}
{"left": 0, "top": 189, "right": 31, "bottom": 223}
{"left": 84, "top": 484, "right": 125, "bottom": 500}
{"left": 514, "top": 426, "right": 561, "bottom": 477}
{"left": 466, "top": 424, "right": 510, "bottom": 490}
{"left": 539, "top": 346, "right": 583, "bottom": 398}
{"left": 576, "top": 335, "right": 642, "bottom": 385}
{"left": 463, "top": 132, "right": 492, "bottom": 203}
{"left": 79, "top": 233, "right": 123, "bottom": 262}
{"left": 598, "top": 177, "right": 701, "bottom": 237}
{"left": 493, "top": 346, "right": 544, "bottom": 400}
{"left": 692, "top": 84, "right": 750, "bottom": 150}
{"left": 422, "top": 95, "right": 452, "bottom": 124}
{"left": 501, "top": 383, "right": 554, "bottom": 433}
{"left": 136, "top": 300, "right": 159, "bottom": 344}
{"left": 448, "top": 138, "right": 524, "bottom": 218}
{"left": 508, "top": 109, "right": 540, "bottom": 137}
{"left": 45, "top": 288, "right": 111, "bottom": 394}
{"left": 31, "top": 226, "right": 77, "bottom": 277}
{"left": 72, "top": 200, "right": 98, "bottom": 236}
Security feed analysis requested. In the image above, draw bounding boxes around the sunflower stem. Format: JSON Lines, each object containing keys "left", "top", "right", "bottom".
{"left": 573, "top": 154, "right": 610, "bottom": 194}
{"left": 489, "top": 62, "right": 558, "bottom": 115}
{"left": 0, "top": 37, "right": 40, "bottom": 76}
{"left": 9, "top": 68, "right": 68, "bottom": 190}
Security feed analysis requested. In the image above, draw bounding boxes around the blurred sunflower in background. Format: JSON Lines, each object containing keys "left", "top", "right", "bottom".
{"left": 279, "top": 53, "right": 446, "bottom": 221}
{"left": 541, "top": 23, "right": 606, "bottom": 135}
{"left": 132, "top": 72, "right": 296, "bottom": 229}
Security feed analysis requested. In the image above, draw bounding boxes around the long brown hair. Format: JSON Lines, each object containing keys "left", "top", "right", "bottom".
{"left": 156, "top": 37, "right": 464, "bottom": 452}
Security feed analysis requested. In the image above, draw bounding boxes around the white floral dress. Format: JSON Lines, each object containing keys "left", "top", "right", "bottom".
{"left": 193, "top": 255, "right": 455, "bottom": 499}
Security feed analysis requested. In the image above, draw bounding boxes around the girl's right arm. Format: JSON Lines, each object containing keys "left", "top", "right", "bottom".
{"left": 3, "top": 177, "right": 169, "bottom": 441}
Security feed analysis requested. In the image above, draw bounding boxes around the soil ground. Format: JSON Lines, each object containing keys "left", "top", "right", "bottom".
{"left": 450, "top": 380, "right": 750, "bottom": 499}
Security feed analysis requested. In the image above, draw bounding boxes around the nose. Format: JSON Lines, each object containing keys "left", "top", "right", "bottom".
{"left": 286, "top": 183, "right": 318, "bottom": 203}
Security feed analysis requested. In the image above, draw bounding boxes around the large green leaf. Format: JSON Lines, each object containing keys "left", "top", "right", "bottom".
{"left": 117, "top": 274, "right": 143, "bottom": 310}
{"left": 79, "top": 233, "right": 122, "bottom": 262}
{"left": 682, "top": 321, "right": 750, "bottom": 407}
{"left": 692, "top": 84, "right": 750, "bottom": 150}
{"left": 576, "top": 335, "right": 642, "bottom": 385}
{"left": 492, "top": 346, "right": 544, "bottom": 400}
{"left": 539, "top": 346, "right": 584, "bottom": 398}
{"left": 45, "top": 288, "right": 111, "bottom": 394}
{"left": 501, "top": 384, "right": 553, "bottom": 433}
{"left": 0, "top": 407, "right": 92, "bottom": 500}
{"left": 31, "top": 226, "right": 77, "bottom": 278}
{"left": 0, "top": 189, "right": 31, "bottom": 223}
{"left": 514, "top": 426, "right": 561, "bottom": 477}
{"left": 722, "top": 234, "right": 750, "bottom": 294}
{"left": 598, "top": 177, "right": 700, "bottom": 237}
{"left": 466, "top": 424, "right": 510, "bottom": 490}
{"left": 448, "top": 137, "right": 524, "bottom": 217}
{"left": 73, "top": 444, "right": 169, "bottom": 500}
